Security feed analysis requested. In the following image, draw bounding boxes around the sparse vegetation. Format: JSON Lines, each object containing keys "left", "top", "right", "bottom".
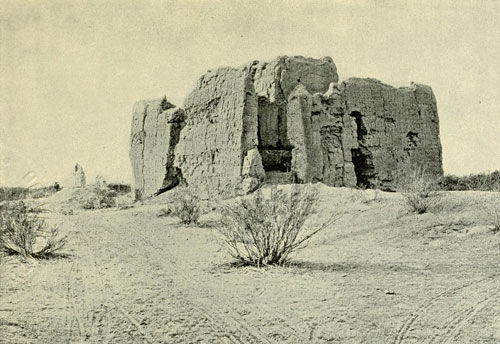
{"left": 107, "top": 183, "right": 131, "bottom": 195}
{"left": 0, "top": 187, "right": 31, "bottom": 201}
{"left": 0, "top": 201, "right": 67, "bottom": 258}
{"left": 439, "top": 170, "right": 500, "bottom": 191}
{"left": 397, "top": 168, "right": 440, "bottom": 214}
{"left": 172, "top": 188, "right": 201, "bottom": 224}
{"left": 486, "top": 198, "right": 500, "bottom": 232}
{"left": 81, "top": 186, "right": 117, "bottom": 210}
{"left": 216, "top": 186, "right": 336, "bottom": 267}
{"left": 0, "top": 185, "right": 59, "bottom": 202}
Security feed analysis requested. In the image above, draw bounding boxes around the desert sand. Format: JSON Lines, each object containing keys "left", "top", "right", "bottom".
{"left": 1, "top": 185, "right": 499, "bottom": 343}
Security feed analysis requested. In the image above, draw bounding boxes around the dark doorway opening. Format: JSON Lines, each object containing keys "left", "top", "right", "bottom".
{"left": 260, "top": 149, "right": 292, "bottom": 172}
{"left": 350, "top": 111, "right": 376, "bottom": 189}
{"left": 351, "top": 148, "right": 375, "bottom": 189}
{"left": 257, "top": 97, "right": 293, "bottom": 172}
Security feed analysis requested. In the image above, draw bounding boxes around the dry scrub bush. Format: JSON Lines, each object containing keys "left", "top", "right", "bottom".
{"left": 0, "top": 186, "right": 59, "bottom": 202}
{"left": 172, "top": 188, "right": 201, "bottom": 225}
{"left": 216, "top": 186, "right": 336, "bottom": 267}
{"left": 0, "top": 187, "right": 30, "bottom": 201}
{"left": 439, "top": 170, "right": 500, "bottom": 191}
{"left": 486, "top": 198, "right": 500, "bottom": 232}
{"left": 107, "top": 183, "right": 131, "bottom": 195}
{"left": 82, "top": 186, "right": 117, "bottom": 210}
{"left": 0, "top": 201, "right": 67, "bottom": 258}
{"left": 397, "top": 168, "right": 440, "bottom": 214}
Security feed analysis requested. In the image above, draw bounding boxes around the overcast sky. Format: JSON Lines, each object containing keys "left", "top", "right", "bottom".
{"left": 1, "top": 0, "right": 499, "bottom": 187}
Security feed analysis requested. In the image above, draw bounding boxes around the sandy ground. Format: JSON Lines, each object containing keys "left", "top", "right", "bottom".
{"left": 1, "top": 186, "right": 499, "bottom": 343}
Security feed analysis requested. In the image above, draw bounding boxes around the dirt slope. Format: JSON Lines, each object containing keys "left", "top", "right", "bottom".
{"left": 1, "top": 186, "right": 499, "bottom": 343}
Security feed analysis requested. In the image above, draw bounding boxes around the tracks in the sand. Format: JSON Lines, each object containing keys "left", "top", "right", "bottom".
{"left": 393, "top": 273, "right": 500, "bottom": 344}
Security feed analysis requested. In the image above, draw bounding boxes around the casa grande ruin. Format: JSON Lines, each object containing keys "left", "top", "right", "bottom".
{"left": 130, "top": 56, "right": 443, "bottom": 200}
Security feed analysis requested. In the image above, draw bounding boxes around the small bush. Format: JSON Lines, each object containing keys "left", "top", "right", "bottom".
{"left": 397, "top": 168, "right": 440, "bottom": 214}
{"left": 172, "top": 189, "right": 201, "bottom": 224}
{"left": 439, "top": 170, "right": 500, "bottom": 191}
{"left": 0, "top": 187, "right": 30, "bottom": 202}
{"left": 30, "top": 185, "right": 59, "bottom": 199}
{"left": 82, "top": 187, "right": 117, "bottom": 210}
{"left": 0, "top": 201, "right": 67, "bottom": 258}
{"left": 0, "top": 186, "right": 59, "bottom": 202}
{"left": 216, "top": 185, "right": 336, "bottom": 267}
{"left": 108, "top": 183, "right": 131, "bottom": 195}
{"left": 486, "top": 199, "right": 500, "bottom": 232}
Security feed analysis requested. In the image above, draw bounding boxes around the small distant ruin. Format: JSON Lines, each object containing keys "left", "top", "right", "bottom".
{"left": 130, "top": 56, "right": 443, "bottom": 200}
{"left": 74, "top": 164, "right": 86, "bottom": 187}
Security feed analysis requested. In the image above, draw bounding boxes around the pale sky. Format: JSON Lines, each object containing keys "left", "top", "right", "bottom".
{"left": 1, "top": 0, "right": 499, "bottom": 187}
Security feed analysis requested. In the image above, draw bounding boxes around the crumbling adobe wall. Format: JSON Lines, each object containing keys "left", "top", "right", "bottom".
{"left": 172, "top": 65, "right": 260, "bottom": 199}
{"left": 129, "top": 56, "right": 443, "bottom": 199}
{"left": 338, "top": 78, "right": 443, "bottom": 190}
{"left": 252, "top": 57, "right": 338, "bottom": 184}
{"left": 172, "top": 56, "right": 338, "bottom": 199}
{"left": 74, "top": 164, "right": 86, "bottom": 187}
{"left": 129, "top": 97, "right": 185, "bottom": 199}
{"left": 289, "top": 77, "right": 443, "bottom": 190}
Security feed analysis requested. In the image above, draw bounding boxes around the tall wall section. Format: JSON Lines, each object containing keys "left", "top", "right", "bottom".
{"left": 130, "top": 97, "right": 185, "bottom": 199}
{"left": 338, "top": 78, "right": 443, "bottom": 190}
{"left": 288, "top": 77, "right": 443, "bottom": 191}
{"left": 172, "top": 65, "right": 259, "bottom": 199}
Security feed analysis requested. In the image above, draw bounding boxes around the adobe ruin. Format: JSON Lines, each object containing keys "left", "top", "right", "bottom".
{"left": 130, "top": 56, "right": 443, "bottom": 199}
{"left": 74, "top": 163, "right": 86, "bottom": 188}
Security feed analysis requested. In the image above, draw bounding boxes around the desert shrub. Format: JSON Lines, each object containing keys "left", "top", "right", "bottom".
{"left": 108, "top": 183, "right": 131, "bottom": 195}
{"left": 216, "top": 186, "right": 335, "bottom": 267}
{"left": 439, "top": 170, "right": 500, "bottom": 191}
{"left": 0, "top": 186, "right": 59, "bottom": 202}
{"left": 0, "top": 187, "right": 30, "bottom": 202}
{"left": 172, "top": 189, "right": 201, "bottom": 224}
{"left": 81, "top": 187, "right": 117, "bottom": 210}
{"left": 465, "top": 171, "right": 500, "bottom": 191}
{"left": 486, "top": 198, "right": 500, "bottom": 232}
{"left": 0, "top": 201, "right": 67, "bottom": 258}
{"left": 438, "top": 175, "right": 465, "bottom": 191}
{"left": 31, "top": 185, "right": 59, "bottom": 199}
{"left": 397, "top": 168, "right": 440, "bottom": 214}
